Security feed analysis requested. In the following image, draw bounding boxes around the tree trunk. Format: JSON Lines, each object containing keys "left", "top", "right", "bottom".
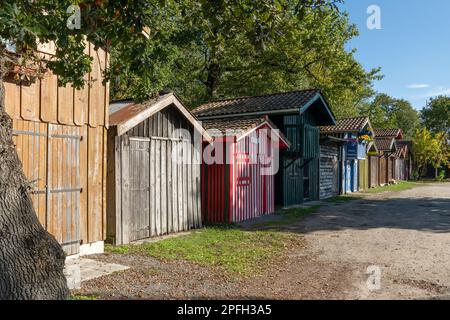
{"left": 0, "top": 78, "right": 69, "bottom": 300}
{"left": 205, "top": 62, "right": 221, "bottom": 100}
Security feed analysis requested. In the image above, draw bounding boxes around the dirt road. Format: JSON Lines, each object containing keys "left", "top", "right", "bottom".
{"left": 75, "top": 182, "right": 450, "bottom": 300}
{"left": 300, "top": 182, "right": 450, "bottom": 299}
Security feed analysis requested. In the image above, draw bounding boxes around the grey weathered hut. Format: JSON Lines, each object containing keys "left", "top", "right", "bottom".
{"left": 107, "top": 93, "right": 212, "bottom": 245}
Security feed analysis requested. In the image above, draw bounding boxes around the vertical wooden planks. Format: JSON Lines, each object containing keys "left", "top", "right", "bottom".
{"left": 58, "top": 83, "right": 74, "bottom": 125}
{"left": 167, "top": 139, "right": 173, "bottom": 234}
{"left": 74, "top": 43, "right": 90, "bottom": 126}
{"left": 160, "top": 139, "right": 167, "bottom": 235}
{"left": 87, "top": 126, "right": 104, "bottom": 242}
{"left": 37, "top": 122, "right": 48, "bottom": 226}
{"left": 113, "top": 136, "right": 122, "bottom": 244}
{"left": 21, "top": 80, "right": 40, "bottom": 121}
{"left": 102, "top": 127, "right": 108, "bottom": 239}
{"left": 150, "top": 138, "right": 156, "bottom": 236}
{"left": 120, "top": 135, "right": 130, "bottom": 244}
{"left": 155, "top": 139, "right": 161, "bottom": 235}
{"left": 89, "top": 46, "right": 106, "bottom": 127}
{"left": 4, "top": 81, "right": 21, "bottom": 119}
{"left": 40, "top": 71, "right": 58, "bottom": 123}
{"left": 78, "top": 125, "right": 88, "bottom": 242}
{"left": 172, "top": 140, "right": 179, "bottom": 233}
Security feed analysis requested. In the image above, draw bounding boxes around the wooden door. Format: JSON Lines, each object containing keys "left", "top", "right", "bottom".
{"left": 283, "top": 156, "right": 303, "bottom": 206}
{"left": 13, "top": 123, "right": 82, "bottom": 255}
{"left": 47, "top": 124, "right": 82, "bottom": 255}
{"left": 129, "top": 138, "right": 150, "bottom": 241}
{"left": 234, "top": 143, "right": 252, "bottom": 222}
{"left": 369, "top": 156, "right": 378, "bottom": 188}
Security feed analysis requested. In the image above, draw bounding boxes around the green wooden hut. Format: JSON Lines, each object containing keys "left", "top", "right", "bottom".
{"left": 193, "top": 89, "right": 336, "bottom": 207}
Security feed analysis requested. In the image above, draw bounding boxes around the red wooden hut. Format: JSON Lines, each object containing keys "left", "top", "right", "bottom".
{"left": 201, "top": 116, "right": 290, "bottom": 223}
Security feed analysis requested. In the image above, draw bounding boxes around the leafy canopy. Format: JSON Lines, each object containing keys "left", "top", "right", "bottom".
{"left": 413, "top": 128, "right": 449, "bottom": 177}
{"left": 112, "top": 0, "right": 381, "bottom": 117}
{"left": 421, "top": 96, "right": 450, "bottom": 135}
{"left": 359, "top": 93, "right": 420, "bottom": 139}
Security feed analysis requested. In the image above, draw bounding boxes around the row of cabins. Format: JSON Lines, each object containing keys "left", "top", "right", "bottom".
{"left": 5, "top": 45, "right": 414, "bottom": 251}
{"left": 319, "top": 122, "right": 413, "bottom": 199}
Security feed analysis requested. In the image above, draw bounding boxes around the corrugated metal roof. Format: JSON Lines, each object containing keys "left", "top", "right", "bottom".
{"left": 109, "top": 99, "right": 135, "bottom": 116}
{"left": 320, "top": 116, "right": 370, "bottom": 133}
{"left": 109, "top": 94, "right": 172, "bottom": 126}
{"left": 109, "top": 92, "right": 213, "bottom": 141}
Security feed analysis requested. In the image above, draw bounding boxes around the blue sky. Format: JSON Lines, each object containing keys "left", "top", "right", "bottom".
{"left": 341, "top": 0, "right": 450, "bottom": 110}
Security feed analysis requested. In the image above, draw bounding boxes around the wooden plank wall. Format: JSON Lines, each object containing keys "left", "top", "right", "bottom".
{"left": 369, "top": 156, "right": 379, "bottom": 188}
{"left": 5, "top": 43, "right": 108, "bottom": 127}
{"left": 6, "top": 43, "right": 109, "bottom": 250}
{"left": 111, "top": 106, "right": 202, "bottom": 245}
{"left": 11, "top": 120, "right": 108, "bottom": 249}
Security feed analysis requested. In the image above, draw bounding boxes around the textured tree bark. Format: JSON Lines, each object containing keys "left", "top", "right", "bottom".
{"left": 0, "top": 77, "right": 69, "bottom": 300}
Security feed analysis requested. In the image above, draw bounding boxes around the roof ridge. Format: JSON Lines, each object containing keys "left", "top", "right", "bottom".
{"left": 337, "top": 116, "right": 368, "bottom": 120}
{"left": 198, "top": 88, "right": 321, "bottom": 106}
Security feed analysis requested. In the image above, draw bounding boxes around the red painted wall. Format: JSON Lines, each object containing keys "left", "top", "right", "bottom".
{"left": 202, "top": 125, "right": 278, "bottom": 224}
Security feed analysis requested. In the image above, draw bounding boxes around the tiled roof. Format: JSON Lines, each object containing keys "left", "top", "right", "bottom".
{"left": 201, "top": 116, "right": 290, "bottom": 147}
{"left": 193, "top": 89, "right": 321, "bottom": 118}
{"left": 320, "top": 116, "right": 370, "bottom": 133}
{"left": 374, "top": 138, "right": 396, "bottom": 151}
{"left": 396, "top": 140, "right": 412, "bottom": 149}
{"left": 374, "top": 128, "right": 403, "bottom": 139}
{"left": 394, "top": 140, "right": 411, "bottom": 157}
{"left": 202, "top": 117, "right": 267, "bottom": 137}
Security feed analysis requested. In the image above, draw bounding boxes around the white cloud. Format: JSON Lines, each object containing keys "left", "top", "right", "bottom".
{"left": 412, "top": 86, "right": 450, "bottom": 99}
{"left": 406, "top": 83, "right": 431, "bottom": 89}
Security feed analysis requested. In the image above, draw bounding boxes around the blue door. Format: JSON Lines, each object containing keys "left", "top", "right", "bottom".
{"left": 345, "top": 161, "right": 352, "bottom": 193}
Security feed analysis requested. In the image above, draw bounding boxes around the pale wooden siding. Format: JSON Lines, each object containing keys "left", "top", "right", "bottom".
{"left": 110, "top": 106, "right": 202, "bottom": 245}
{"left": 12, "top": 119, "right": 108, "bottom": 254}
{"left": 320, "top": 144, "right": 340, "bottom": 199}
{"left": 4, "top": 45, "right": 108, "bottom": 128}
{"left": 6, "top": 45, "right": 109, "bottom": 254}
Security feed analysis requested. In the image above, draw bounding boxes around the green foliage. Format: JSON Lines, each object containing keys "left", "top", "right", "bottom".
{"left": 359, "top": 93, "right": 420, "bottom": 138}
{"left": 0, "top": 1, "right": 381, "bottom": 113}
{"left": 252, "top": 205, "right": 320, "bottom": 229}
{"left": 363, "top": 181, "right": 419, "bottom": 194}
{"left": 421, "top": 96, "right": 450, "bottom": 135}
{"left": 437, "top": 170, "right": 446, "bottom": 182}
{"left": 413, "top": 128, "right": 449, "bottom": 177}
{"left": 111, "top": 0, "right": 380, "bottom": 116}
{"left": 107, "top": 226, "right": 294, "bottom": 276}
{"left": 70, "top": 294, "right": 99, "bottom": 300}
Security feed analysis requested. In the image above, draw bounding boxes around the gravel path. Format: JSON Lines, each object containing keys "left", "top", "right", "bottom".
{"left": 300, "top": 182, "right": 450, "bottom": 299}
{"left": 74, "top": 182, "right": 450, "bottom": 300}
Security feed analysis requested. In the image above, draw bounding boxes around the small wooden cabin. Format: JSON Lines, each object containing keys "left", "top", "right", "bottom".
{"left": 107, "top": 93, "right": 211, "bottom": 245}
{"left": 5, "top": 43, "right": 109, "bottom": 256}
{"left": 373, "top": 129, "right": 404, "bottom": 185}
{"left": 201, "top": 116, "right": 290, "bottom": 223}
{"left": 373, "top": 138, "right": 397, "bottom": 186}
{"left": 395, "top": 141, "right": 413, "bottom": 180}
{"left": 194, "top": 90, "right": 336, "bottom": 207}
{"left": 320, "top": 117, "right": 375, "bottom": 194}
{"left": 318, "top": 136, "right": 346, "bottom": 199}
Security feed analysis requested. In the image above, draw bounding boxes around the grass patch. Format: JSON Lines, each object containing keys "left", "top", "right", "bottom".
{"left": 107, "top": 226, "right": 294, "bottom": 276}
{"left": 252, "top": 205, "right": 320, "bottom": 229}
{"left": 326, "top": 195, "right": 362, "bottom": 204}
{"left": 363, "top": 181, "right": 419, "bottom": 194}
{"left": 70, "top": 294, "right": 99, "bottom": 300}
{"left": 105, "top": 243, "right": 131, "bottom": 254}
